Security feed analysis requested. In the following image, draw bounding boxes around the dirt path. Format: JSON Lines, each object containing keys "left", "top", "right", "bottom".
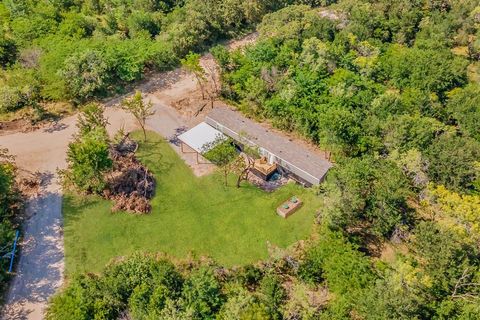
{"left": 0, "top": 110, "right": 137, "bottom": 320}
{"left": 0, "top": 33, "right": 257, "bottom": 319}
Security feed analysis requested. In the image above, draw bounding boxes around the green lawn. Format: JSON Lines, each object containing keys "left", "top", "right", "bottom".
{"left": 63, "top": 131, "right": 322, "bottom": 274}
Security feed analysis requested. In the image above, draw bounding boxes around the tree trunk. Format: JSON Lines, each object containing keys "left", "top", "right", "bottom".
{"left": 142, "top": 126, "right": 147, "bottom": 142}
{"left": 224, "top": 170, "right": 228, "bottom": 187}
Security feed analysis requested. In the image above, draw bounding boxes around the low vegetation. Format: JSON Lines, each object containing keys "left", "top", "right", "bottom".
{"left": 0, "top": 149, "right": 22, "bottom": 296}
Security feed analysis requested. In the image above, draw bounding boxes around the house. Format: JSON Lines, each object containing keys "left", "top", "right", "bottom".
{"left": 205, "top": 107, "right": 332, "bottom": 185}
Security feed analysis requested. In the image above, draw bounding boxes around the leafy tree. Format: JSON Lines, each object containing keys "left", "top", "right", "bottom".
{"left": 121, "top": 91, "right": 155, "bottom": 142}
{"left": 383, "top": 114, "right": 450, "bottom": 152}
{"left": 61, "top": 50, "right": 109, "bottom": 103}
{"left": 181, "top": 52, "right": 207, "bottom": 99}
{"left": 181, "top": 267, "right": 224, "bottom": 318}
{"left": 76, "top": 103, "right": 109, "bottom": 137}
{"left": 202, "top": 137, "right": 238, "bottom": 186}
{"left": 0, "top": 33, "right": 17, "bottom": 67}
{"left": 426, "top": 134, "right": 480, "bottom": 192}
{"left": 0, "top": 86, "right": 26, "bottom": 114}
{"left": 323, "top": 156, "right": 412, "bottom": 238}
{"left": 299, "top": 229, "right": 375, "bottom": 318}
{"left": 65, "top": 128, "right": 112, "bottom": 194}
{"left": 447, "top": 84, "right": 480, "bottom": 141}
{"left": 379, "top": 45, "right": 468, "bottom": 97}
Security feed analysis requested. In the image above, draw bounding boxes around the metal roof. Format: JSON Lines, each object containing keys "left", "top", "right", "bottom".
{"left": 205, "top": 107, "right": 333, "bottom": 185}
{"left": 177, "top": 122, "right": 226, "bottom": 153}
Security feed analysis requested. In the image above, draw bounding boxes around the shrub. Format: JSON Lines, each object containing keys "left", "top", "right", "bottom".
{"left": 181, "top": 267, "right": 224, "bottom": 318}
{"left": 0, "top": 86, "right": 26, "bottom": 113}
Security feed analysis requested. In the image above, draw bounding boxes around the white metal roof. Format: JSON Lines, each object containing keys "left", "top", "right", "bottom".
{"left": 177, "top": 122, "right": 226, "bottom": 153}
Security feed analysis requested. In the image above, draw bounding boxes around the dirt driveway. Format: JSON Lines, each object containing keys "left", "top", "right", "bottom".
{"left": 0, "top": 109, "right": 137, "bottom": 319}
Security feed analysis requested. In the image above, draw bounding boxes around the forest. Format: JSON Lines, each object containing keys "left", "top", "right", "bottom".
{"left": 0, "top": 0, "right": 316, "bottom": 117}
{"left": 2, "top": 0, "right": 480, "bottom": 319}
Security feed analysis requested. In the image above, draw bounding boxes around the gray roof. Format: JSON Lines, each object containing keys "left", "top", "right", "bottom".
{"left": 205, "top": 107, "right": 332, "bottom": 184}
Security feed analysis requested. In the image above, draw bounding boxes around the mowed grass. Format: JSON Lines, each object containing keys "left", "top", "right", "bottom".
{"left": 63, "top": 131, "right": 322, "bottom": 274}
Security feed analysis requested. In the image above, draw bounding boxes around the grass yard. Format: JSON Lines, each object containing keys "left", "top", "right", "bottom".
{"left": 63, "top": 131, "right": 322, "bottom": 274}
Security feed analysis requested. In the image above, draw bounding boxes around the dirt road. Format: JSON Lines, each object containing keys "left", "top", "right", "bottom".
{"left": 0, "top": 110, "right": 137, "bottom": 319}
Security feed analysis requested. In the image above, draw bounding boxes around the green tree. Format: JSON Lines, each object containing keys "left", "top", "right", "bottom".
{"left": 447, "top": 85, "right": 480, "bottom": 141}
{"left": 426, "top": 134, "right": 480, "bottom": 192}
{"left": 76, "top": 103, "right": 109, "bottom": 137}
{"left": 65, "top": 128, "right": 112, "bottom": 194}
{"left": 121, "top": 90, "right": 155, "bottom": 142}
{"left": 202, "top": 137, "right": 238, "bottom": 186}
{"left": 61, "top": 50, "right": 108, "bottom": 103}
{"left": 323, "top": 156, "right": 412, "bottom": 238}
{"left": 181, "top": 52, "right": 207, "bottom": 99}
{"left": 181, "top": 267, "right": 224, "bottom": 318}
{"left": 0, "top": 33, "right": 17, "bottom": 67}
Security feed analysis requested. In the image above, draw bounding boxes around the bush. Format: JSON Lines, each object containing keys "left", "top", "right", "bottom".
{"left": 258, "top": 274, "right": 286, "bottom": 320}
{"left": 181, "top": 267, "right": 224, "bottom": 318}
{"left": 0, "top": 86, "right": 26, "bottom": 113}
{"left": 64, "top": 128, "right": 112, "bottom": 194}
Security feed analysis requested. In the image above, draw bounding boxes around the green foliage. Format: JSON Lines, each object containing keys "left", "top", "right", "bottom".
{"left": 258, "top": 274, "right": 286, "bottom": 319}
{"left": 0, "top": 0, "right": 310, "bottom": 115}
{"left": 258, "top": 5, "right": 336, "bottom": 42}
{"left": 121, "top": 91, "right": 155, "bottom": 141}
{"left": 447, "top": 84, "right": 480, "bottom": 141}
{"left": 0, "top": 85, "right": 27, "bottom": 113}
{"left": 203, "top": 138, "right": 238, "bottom": 186}
{"left": 426, "top": 133, "right": 480, "bottom": 192}
{"left": 61, "top": 50, "right": 109, "bottom": 103}
{"left": 64, "top": 104, "right": 112, "bottom": 193}
{"left": 378, "top": 45, "right": 468, "bottom": 97}
{"left": 181, "top": 267, "right": 224, "bottom": 318}
{"left": 322, "top": 156, "right": 412, "bottom": 238}
{"left": 76, "top": 103, "right": 109, "bottom": 137}
{"left": 65, "top": 128, "right": 112, "bottom": 194}
{"left": 0, "top": 150, "right": 21, "bottom": 300}
{"left": 0, "top": 32, "right": 17, "bottom": 67}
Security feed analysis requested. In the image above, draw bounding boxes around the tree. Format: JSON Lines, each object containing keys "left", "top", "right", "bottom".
{"left": 121, "top": 91, "right": 155, "bottom": 142}
{"left": 65, "top": 128, "right": 112, "bottom": 194}
{"left": 61, "top": 50, "right": 109, "bottom": 103}
{"left": 0, "top": 86, "right": 26, "bottom": 114}
{"left": 181, "top": 52, "right": 207, "bottom": 99}
{"left": 446, "top": 85, "right": 480, "bottom": 141}
{"left": 231, "top": 135, "right": 260, "bottom": 188}
{"left": 322, "top": 156, "right": 412, "bottom": 238}
{"left": 202, "top": 137, "right": 237, "bottom": 186}
{"left": 0, "top": 32, "right": 17, "bottom": 67}
{"left": 63, "top": 104, "right": 112, "bottom": 194}
{"left": 76, "top": 103, "right": 109, "bottom": 137}
{"left": 426, "top": 134, "right": 480, "bottom": 192}
{"left": 181, "top": 267, "right": 223, "bottom": 318}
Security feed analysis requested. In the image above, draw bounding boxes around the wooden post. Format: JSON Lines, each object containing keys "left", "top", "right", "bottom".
{"left": 196, "top": 152, "right": 199, "bottom": 164}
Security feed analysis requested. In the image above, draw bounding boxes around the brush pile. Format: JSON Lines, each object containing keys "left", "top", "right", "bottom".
{"left": 104, "top": 135, "right": 155, "bottom": 214}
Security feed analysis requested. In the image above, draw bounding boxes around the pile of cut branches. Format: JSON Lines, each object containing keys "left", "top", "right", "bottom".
{"left": 104, "top": 135, "right": 155, "bottom": 214}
